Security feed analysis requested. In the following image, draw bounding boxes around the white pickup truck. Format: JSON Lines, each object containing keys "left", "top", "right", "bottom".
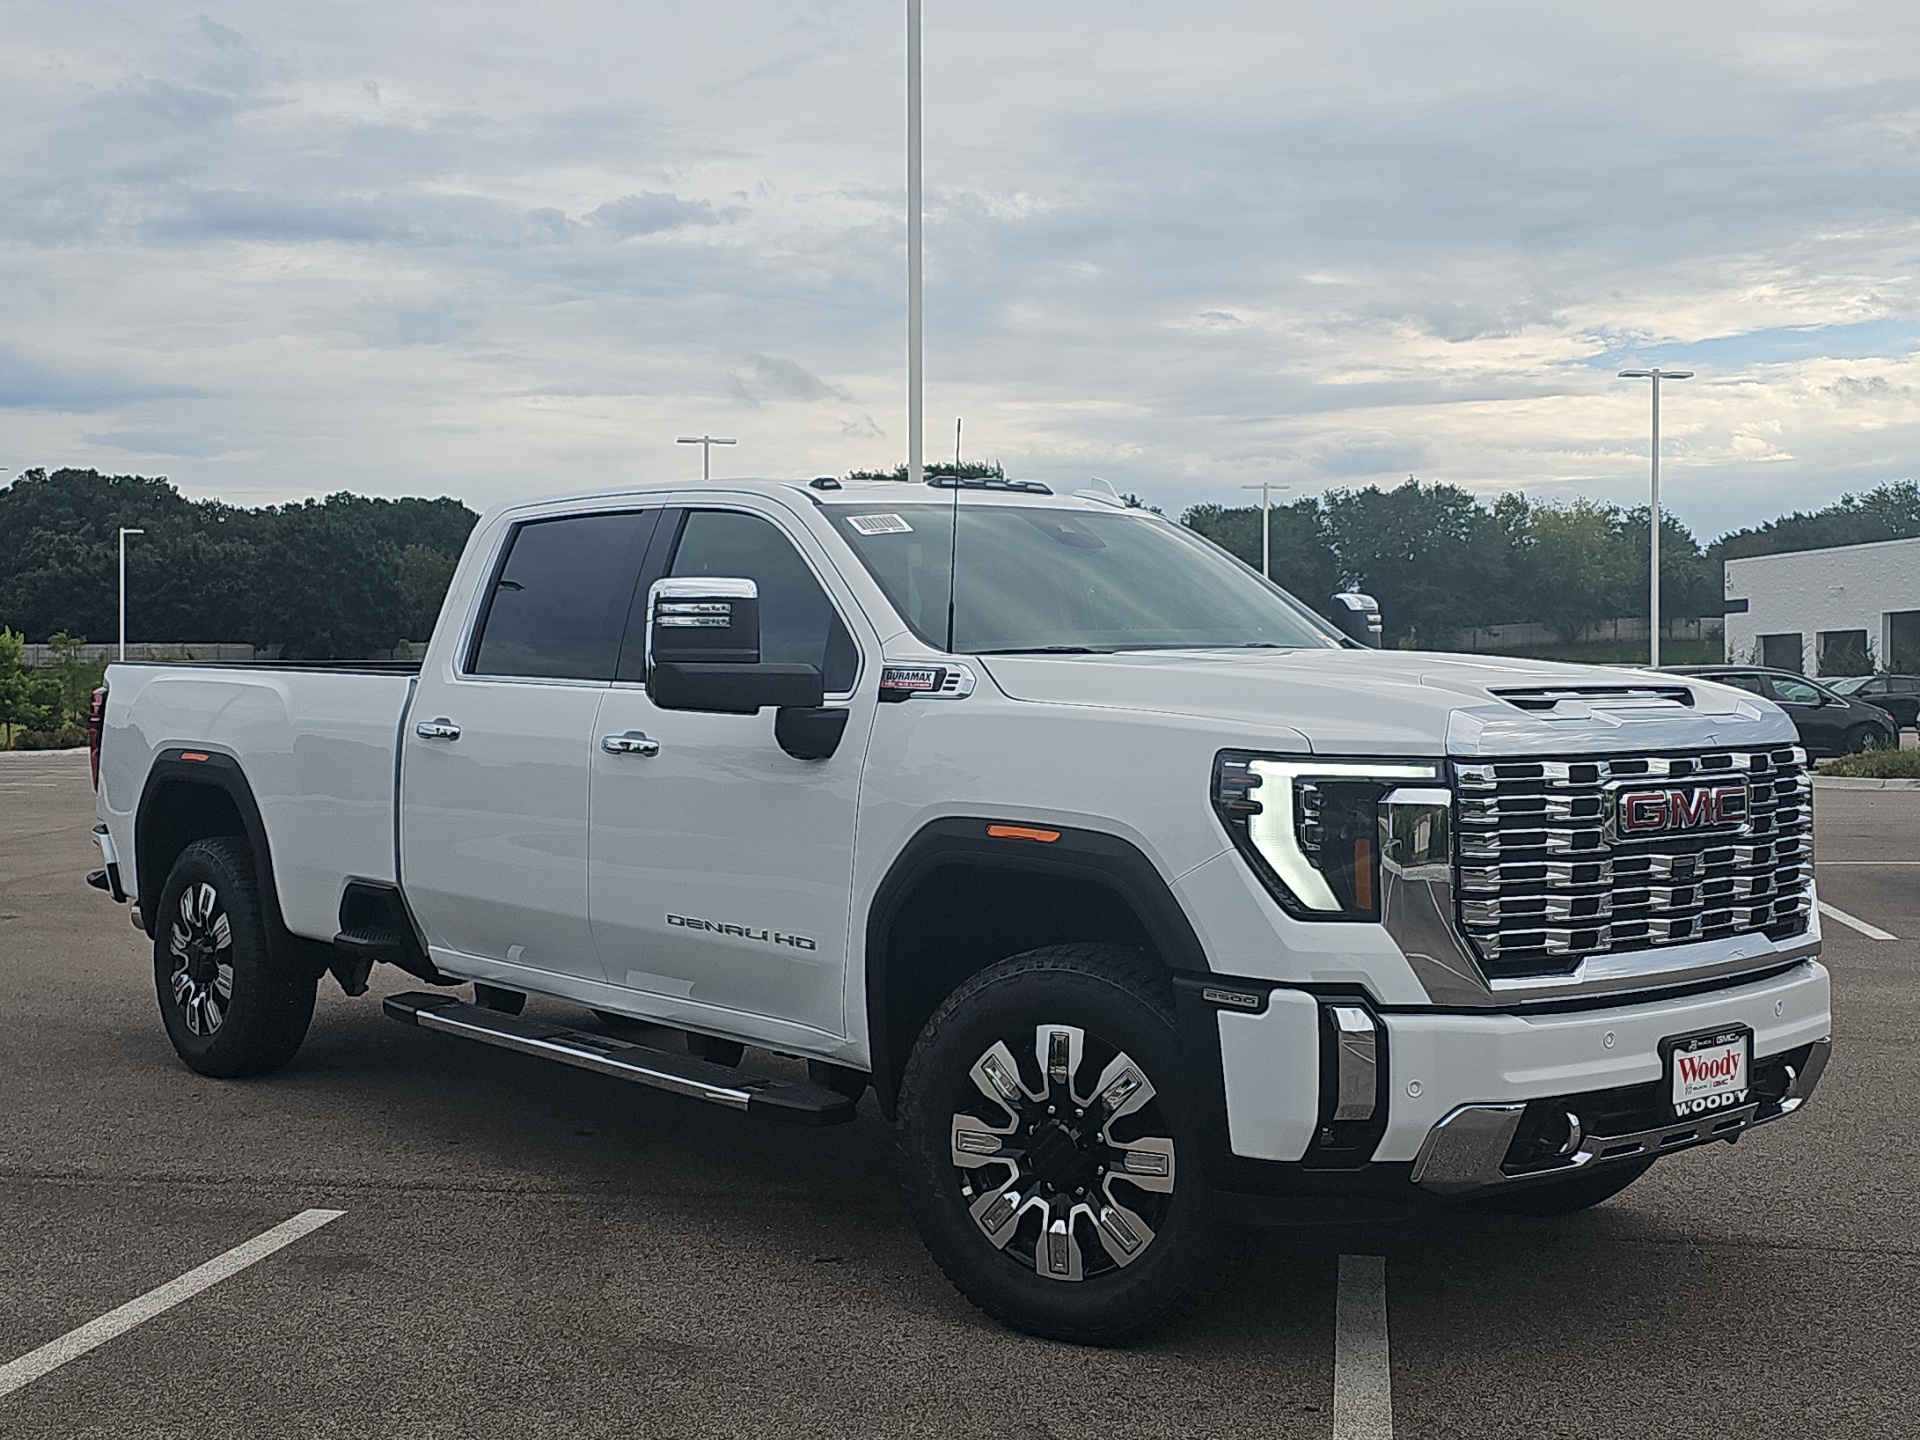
{"left": 87, "top": 475, "right": 1832, "bottom": 1343}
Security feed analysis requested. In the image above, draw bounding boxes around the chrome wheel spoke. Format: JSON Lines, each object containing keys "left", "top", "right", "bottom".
{"left": 1033, "top": 1024, "right": 1085, "bottom": 1105}
{"left": 969, "top": 1040, "right": 1034, "bottom": 1114}
{"left": 210, "top": 913, "right": 232, "bottom": 951}
{"left": 214, "top": 963, "right": 234, "bottom": 1001}
{"left": 171, "top": 970, "right": 193, "bottom": 1006}
{"left": 1110, "top": 1134, "right": 1176, "bottom": 1192}
{"left": 1092, "top": 1051, "right": 1156, "bottom": 1130}
{"left": 950, "top": 1112, "right": 1016, "bottom": 1168}
{"left": 968, "top": 1177, "right": 1026, "bottom": 1248}
{"left": 1092, "top": 1195, "right": 1156, "bottom": 1268}
{"left": 1039, "top": 1204, "right": 1086, "bottom": 1282}
{"left": 202, "top": 992, "right": 225, "bottom": 1033}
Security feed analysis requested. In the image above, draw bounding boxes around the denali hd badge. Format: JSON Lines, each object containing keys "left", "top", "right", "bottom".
{"left": 667, "top": 914, "right": 816, "bottom": 950}
{"left": 1607, "top": 782, "right": 1748, "bottom": 839}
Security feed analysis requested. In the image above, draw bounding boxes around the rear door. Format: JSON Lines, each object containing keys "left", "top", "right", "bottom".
{"left": 401, "top": 508, "right": 659, "bottom": 987}
{"left": 1762, "top": 673, "right": 1841, "bottom": 752}
{"left": 587, "top": 503, "right": 874, "bottom": 1041}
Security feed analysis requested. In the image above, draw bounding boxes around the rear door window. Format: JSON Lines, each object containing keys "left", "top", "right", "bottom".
{"left": 468, "top": 511, "right": 658, "bottom": 680}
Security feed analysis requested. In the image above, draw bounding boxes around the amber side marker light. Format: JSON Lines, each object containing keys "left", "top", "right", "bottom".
{"left": 180, "top": 752, "right": 211, "bottom": 763}
{"left": 986, "top": 823, "right": 1061, "bottom": 843}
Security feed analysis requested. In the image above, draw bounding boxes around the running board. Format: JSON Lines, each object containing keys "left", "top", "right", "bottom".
{"left": 382, "top": 992, "right": 858, "bottom": 1126}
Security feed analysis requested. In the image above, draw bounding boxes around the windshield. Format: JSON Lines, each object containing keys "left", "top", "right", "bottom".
{"left": 1825, "top": 676, "right": 1867, "bottom": 695}
{"left": 825, "top": 502, "right": 1341, "bottom": 653}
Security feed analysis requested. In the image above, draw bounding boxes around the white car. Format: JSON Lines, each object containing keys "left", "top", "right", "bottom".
{"left": 87, "top": 475, "right": 1831, "bottom": 1343}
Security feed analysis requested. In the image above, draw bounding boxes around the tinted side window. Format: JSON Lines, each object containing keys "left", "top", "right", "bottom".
{"left": 469, "top": 511, "right": 656, "bottom": 680}
{"left": 665, "top": 510, "right": 858, "bottom": 691}
{"left": 1717, "top": 673, "right": 1765, "bottom": 695}
{"left": 1768, "top": 676, "right": 1822, "bottom": 705}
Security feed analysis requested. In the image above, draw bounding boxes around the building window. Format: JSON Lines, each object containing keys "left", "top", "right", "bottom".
{"left": 1758, "top": 633, "right": 1803, "bottom": 673}
{"left": 1817, "top": 629, "right": 1871, "bottom": 677}
{"left": 1889, "top": 611, "right": 1920, "bottom": 674}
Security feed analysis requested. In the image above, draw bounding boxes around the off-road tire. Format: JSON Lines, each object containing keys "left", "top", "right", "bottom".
{"left": 897, "top": 944, "right": 1219, "bottom": 1345}
{"left": 1472, "top": 1157, "right": 1655, "bottom": 1216}
{"left": 153, "top": 837, "right": 316, "bottom": 1078}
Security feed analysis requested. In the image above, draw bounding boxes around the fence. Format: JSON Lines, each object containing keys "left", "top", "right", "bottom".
{"left": 1445, "top": 616, "right": 1723, "bottom": 653}
{"left": 20, "top": 642, "right": 257, "bottom": 667}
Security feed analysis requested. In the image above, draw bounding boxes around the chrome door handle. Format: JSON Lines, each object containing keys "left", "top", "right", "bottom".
{"left": 416, "top": 718, "right": 462, "bottom": 741}
{"left": 601, "top": 732, "right": 660, "bottom": 757}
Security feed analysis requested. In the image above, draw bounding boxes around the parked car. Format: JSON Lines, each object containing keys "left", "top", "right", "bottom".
{"left": 87, "top": 478, "right": 1833, "bottom": 1343}
{"left": 1665, "top": 665, "right": 1897, "bottom": 755}
{"left": 1823, "top": 673, "right": 1920, "bottom": 731}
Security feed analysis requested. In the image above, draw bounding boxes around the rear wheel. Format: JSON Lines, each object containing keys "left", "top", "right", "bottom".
{"left": 1844, "top": 723, "right": 1884, "bottom": 753}
{"left": 153, "top": 837, "right": 315, "bottom": 1078}
{"left": 897, "top": 945, "right": 1217, "bottom": 1345}
{"left": 1472, "top": 1158, "right": 1655, "bottom": 1216}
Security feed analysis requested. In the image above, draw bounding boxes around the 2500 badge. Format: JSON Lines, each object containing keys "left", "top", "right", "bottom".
{"left": 667, "top": 913, "right": 817, "bottom": 950}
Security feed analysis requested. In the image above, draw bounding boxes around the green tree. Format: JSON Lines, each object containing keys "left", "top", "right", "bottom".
{"left": 42, "top": 632, "right": 106, "bottom": 727}
{"left": 1180, "top": 500, "right": 1339, "bottom": 615}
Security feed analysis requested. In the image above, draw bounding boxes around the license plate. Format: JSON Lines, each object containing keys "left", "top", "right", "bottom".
{"left": 1664, "top": 1027, "right": 1751, "bottom": 1117}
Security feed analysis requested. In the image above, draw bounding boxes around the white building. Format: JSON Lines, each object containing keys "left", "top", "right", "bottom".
{"left": 1723, "top": 535, "right": 1920, "bottom": 676}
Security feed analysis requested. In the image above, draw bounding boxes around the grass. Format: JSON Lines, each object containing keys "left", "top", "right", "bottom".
{"left": 1817, "top": 747, "right": 1920, "bottom": 779}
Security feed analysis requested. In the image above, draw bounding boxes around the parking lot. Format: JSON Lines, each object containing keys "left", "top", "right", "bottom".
{"left": 1, "top": 746, "right": 1916, "bottom": 1439}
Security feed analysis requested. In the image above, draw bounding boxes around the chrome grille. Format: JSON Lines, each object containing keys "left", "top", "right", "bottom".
{"left": 1452, "top": 745, "right": 1812, "bottom": 978}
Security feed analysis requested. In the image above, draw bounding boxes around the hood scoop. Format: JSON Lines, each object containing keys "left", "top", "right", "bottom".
{"left": 1489, "top": 684, "right": 1694, "bottom": 713}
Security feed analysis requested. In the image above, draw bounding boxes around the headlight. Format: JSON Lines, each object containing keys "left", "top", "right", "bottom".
{"left": 1214, "top": 753, "right": 1445, "bottom": 919}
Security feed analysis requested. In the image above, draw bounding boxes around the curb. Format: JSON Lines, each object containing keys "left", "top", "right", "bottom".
{"left": 1813, "top": 775, "right": 1920, "bottom": 791}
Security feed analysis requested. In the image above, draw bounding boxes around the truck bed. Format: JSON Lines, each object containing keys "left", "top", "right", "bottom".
{"left": 96, "top": 661, "right": 417, "bottom": 938}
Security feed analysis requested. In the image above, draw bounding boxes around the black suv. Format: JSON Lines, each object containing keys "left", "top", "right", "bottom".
{"left": 1822, "top": 673, "right": 1920, "bottom": 731}
{"left": 1665, "top": 665, "right": 1897, "bottom": 755}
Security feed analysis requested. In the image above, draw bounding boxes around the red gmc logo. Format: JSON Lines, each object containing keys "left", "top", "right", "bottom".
{"left": 1613, "top": 783, "right": 1748, "bottom": 836}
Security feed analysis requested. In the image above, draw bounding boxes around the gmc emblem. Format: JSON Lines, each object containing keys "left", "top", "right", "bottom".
{"left": 1611, "top": 782, "right": 1748, "bottom": 837}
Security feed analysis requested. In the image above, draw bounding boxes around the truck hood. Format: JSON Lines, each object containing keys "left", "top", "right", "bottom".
{"left": 977, "top": 648, "right": 1796, "bottom": 757}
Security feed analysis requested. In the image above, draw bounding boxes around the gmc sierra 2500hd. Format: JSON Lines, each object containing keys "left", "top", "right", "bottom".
{"left": 87, "top": 475, "right": 1831, "bottom": 1343}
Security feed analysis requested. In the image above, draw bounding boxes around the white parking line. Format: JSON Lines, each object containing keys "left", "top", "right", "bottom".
{"left": 1334, "top": 1253, "right": 1393, "bottom": 1440}
{"left": 1819, "top": 901, "right": 1899, "bottom": 942}
{"left": 0, "top": 1208, "right": 344, "bottom": 1401}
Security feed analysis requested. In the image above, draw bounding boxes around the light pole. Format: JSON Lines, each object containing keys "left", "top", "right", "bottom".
{"left": 1617, "top": 368, "right": 1693, "bottom": 667}
{"left": 906, "top": 0, "right": 924, "bottom": 487}
{"left": 1240, "top": 483, "right": 1291, "bottom": 578}
{"left": 675, "top": 435, "right": 737, "bottom": 480}
{"left": 118, "top": 528, "right": 144, "bottom": 661}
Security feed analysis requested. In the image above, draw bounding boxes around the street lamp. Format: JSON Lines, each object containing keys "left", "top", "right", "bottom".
{"left": 118, "top": 528, "right": 144, "bottom": 661}
{"left": 906, "top": 0, "right": 924, "bottom": 487}
{"left": 1240, "top": 483, "right": 1292, "bottom": 578}
{"left": 675, "top": 435, "right": 737, "bottom": 480}
{"left": 1617, "top": 368, "right": 1693, "bottom": 668}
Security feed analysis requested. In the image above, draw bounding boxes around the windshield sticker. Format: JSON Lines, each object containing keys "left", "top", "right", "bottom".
{"left": 848, "top": 513, "right": 913, "bottom": 535}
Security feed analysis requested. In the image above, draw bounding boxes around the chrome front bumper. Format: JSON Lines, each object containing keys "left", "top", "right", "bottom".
{"left": 1409, "top": 1036, "right": 1831, "bottom": 1196}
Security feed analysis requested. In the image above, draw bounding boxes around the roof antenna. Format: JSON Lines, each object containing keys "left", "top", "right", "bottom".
{"left": 945, "top": 417, "right": 961, "bottom": 652}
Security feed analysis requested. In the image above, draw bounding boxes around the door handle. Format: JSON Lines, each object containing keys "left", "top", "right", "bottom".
{"left": 602, "top": 731, "right": 660, "bottom": 757}
{"left": 416, "top": 718, "right": 462, "bottom": 741}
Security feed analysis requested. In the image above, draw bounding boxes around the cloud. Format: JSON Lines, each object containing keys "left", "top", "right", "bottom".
{"left": 5, "top": 3, "right": 1920, "bottom": 539}
{"left": 589, "top": 192, "right": 722, "bottom": 237}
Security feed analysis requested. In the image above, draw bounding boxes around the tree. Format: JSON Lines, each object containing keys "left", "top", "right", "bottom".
{"left": 844, "top": 460, "right": 1007, "bottom": 482}
{"left": 1180, "top": 500, "right": 1339, "bottom": 615}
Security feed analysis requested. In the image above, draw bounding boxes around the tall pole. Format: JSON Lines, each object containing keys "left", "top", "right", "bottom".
{"left": 1241, "top": 483, "right": 1290, "bottom": 578}
{"left": 118, "top": 528, "right": 144, "bottom": 661}
{"left": 1617, "top": 369, "right": 1691, "bottom": 668}
{"left": 906, "top": 0, "right": 924, "bottom": 487}
{"left": 676, "top": 435, "right": 736, "bottom": 480}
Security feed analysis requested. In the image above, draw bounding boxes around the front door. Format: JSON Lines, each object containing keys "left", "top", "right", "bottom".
{"left": 588, "top": 504, "right": 874, "bottom": 1042}
{"left": 401, "top": 507, "right": 658, "bottom": 987}
{"left": 1763, "top": 673, "right": 1841, "bottom": 752}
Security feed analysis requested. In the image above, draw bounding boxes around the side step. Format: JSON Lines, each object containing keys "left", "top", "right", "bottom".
{"left": 382, "top": 992, "right": 858, "bottom": 1126}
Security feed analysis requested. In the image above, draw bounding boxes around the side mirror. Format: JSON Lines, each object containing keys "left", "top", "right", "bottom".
{"left": 1331, "top": 592, "right": 1382, "bottom": 647}
{"left": 644, "top": 578, "right": 848, "bottom": 760}
{"left": 647, "top": 578, "right": 824, "bottom": 714}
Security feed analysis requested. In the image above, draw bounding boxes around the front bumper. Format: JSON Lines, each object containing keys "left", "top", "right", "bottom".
{"left": 1409, "top": 1035, "right": 1830, "bottom": 1195}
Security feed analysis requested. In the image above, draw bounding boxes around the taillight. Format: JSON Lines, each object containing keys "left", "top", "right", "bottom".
{"left": 89, "top": 685, "right": 108, "bottom": 792}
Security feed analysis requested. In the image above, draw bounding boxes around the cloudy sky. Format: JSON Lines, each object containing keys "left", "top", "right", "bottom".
{"left": 5, "top": 1, "right": 1920, "bottom": 535}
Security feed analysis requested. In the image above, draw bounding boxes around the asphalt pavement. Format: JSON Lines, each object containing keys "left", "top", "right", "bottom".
{"left": 1, "top": 748, "right": 1915, "bottom": 1438}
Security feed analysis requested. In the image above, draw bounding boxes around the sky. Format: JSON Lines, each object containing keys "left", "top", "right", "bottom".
{"left": 5, "top": 1, "right": 1920, "bottom": 537}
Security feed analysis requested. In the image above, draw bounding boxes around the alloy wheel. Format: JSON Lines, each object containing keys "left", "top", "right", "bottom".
{"left": 949, "top": 1023, "right": 1177, "bottom": 1282}
{"left": 167, "top": 881, "right": 234, "bottom": 1037}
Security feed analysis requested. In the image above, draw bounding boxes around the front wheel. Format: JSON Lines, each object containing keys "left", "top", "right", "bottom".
{"left": 897, "top": 945, "right": 1218, "bottom": 1345}
{"left": 153, "top": 837, "right": 316, "bottom": 1078}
